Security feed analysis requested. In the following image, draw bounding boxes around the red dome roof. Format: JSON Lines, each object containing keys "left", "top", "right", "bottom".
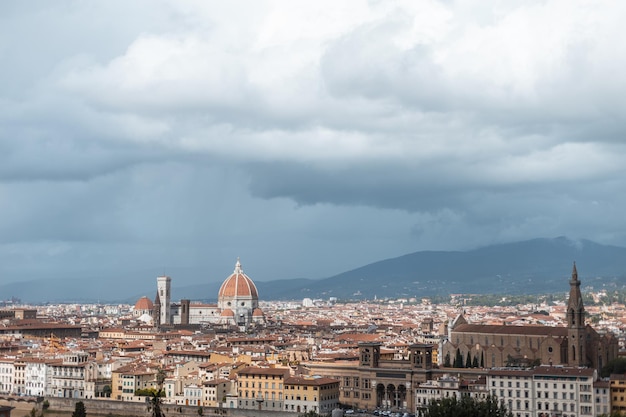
{"left": 252, "top": 308, "right": 264, "bottom": 317}
{"left": 218, "top": 259, "right": 259, "bottom": 299}
{"left": 134, "top": 296, "right": 154, "bottom": 311}
{"left": 221, "top": 308, "right": 235, "bottom": 317}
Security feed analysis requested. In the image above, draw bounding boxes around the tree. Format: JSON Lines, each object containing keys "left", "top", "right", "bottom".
{"left": 425, "top": 395, "right": 512, "bottom": 417}
{"left": 472, "top": 355, "right": 479, "bottom": 368}
{"left": 148, "top": 368, "right": 167, "bottom": 417}
{"left": 443, "top": 352, "right": 451, "bottom": 367}
{"left": 102, "top": 385, "right": 112, "bottom": 398}
{"left": 72, "top": 402, "right": 86, "bottom": 417}
{"left": 148, "top": 391, "right": 166, "bottom": 417}
{"left": 197, "top": 407, "right": 203, "bottom": 417}
{"left": 27, "top": 407, "right": 43, "bottom": 417}
{"left": 299, "top": 411, "right": 324, "bottom": 417}
{"left": 465, "top": 351, "right": 471, "bottom": 368}
{"left": 480, "top": 351, "right": 485, "bottom": 368}
{"left": 454, "top": 348, "right": 464, "bottom": 368}
{"left": 156, "top": 368, "right": 166, "bottom": 387}
{"left": 601, "top": 357, "right": 626, "bottom": 378}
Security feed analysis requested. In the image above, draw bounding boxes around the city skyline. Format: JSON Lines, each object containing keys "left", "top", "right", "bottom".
{"left": 1, "top": 1, "right": 626, "bottom": 287}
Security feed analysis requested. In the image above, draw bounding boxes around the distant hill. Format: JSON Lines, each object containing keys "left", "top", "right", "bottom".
{"left": 2, "top": 237, "right": 626, "bottom": 303}
{"left": 253, "top": 237, "right": 626, "bottom": 300}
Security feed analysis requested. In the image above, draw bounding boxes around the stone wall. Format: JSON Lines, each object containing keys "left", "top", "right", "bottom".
{"left": 42, "top": 398, "right": 298, "bottom": 417}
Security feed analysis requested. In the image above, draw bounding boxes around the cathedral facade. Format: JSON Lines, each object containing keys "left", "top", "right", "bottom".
{"left": 140, "top": 259, "right": 265, "bottom": 329}
{"left": 441, "top": 264, "right": 618, "bottom": 372}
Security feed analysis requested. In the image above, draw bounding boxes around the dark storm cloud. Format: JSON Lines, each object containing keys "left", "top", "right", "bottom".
{"left": 2, "top": 0, "right": 626, "bottom": 288}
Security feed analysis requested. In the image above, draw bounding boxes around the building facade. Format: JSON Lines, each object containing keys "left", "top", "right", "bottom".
{"left": 305, "top": 343, "right": 434, "bottom": 412}
{"left": 283, "top": 376, "right": 340, "bottom": 414}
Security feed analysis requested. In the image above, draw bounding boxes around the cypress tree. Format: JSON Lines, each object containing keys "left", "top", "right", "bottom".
{"left": 454, "top": 348, "right": 463, "bottom": 368}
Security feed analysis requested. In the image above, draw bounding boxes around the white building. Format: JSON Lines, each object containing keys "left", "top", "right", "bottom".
{"left": 24, "top": 358, "right": 47, "bottom": 396}
{"left": 0, "top": 358, "right": 14, "bottom": 394}
{"left": 46, "top": 352, "right": 91, "bottom": 398}
{"left": 487, "top": 366, "right": 597, "bottom": 417}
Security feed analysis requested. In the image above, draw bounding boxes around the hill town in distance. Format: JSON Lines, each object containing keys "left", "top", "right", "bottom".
{"left": 2, "top": 251, "right": 626, "bottom": 417}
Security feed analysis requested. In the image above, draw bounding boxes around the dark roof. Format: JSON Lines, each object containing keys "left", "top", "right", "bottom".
{"left": 453, "top": 324, "right": 567, "bottom": 337}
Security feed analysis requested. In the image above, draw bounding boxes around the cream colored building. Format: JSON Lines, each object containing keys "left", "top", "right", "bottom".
{"left": 283, "top": 376, "right": 340, "bottom": 414}
{"left": 236, "top": 367, "right": 288, "bottom": 411}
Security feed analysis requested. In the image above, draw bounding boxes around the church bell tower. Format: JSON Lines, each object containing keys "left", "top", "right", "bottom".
{"left": 566, "top": 263, "right": 586, "bottom": 366}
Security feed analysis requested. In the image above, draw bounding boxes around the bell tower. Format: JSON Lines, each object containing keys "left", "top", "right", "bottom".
{"left": 359, "top": 342, "right": 380, "bottom": 368}
{"left": 410, "top": 344, "right": 433, "bottom": 370}
{"left": 566, "top": 263, "right": 586, "bottom": 366}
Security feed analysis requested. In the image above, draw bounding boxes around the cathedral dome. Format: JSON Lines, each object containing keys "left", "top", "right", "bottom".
{"left": 252, "top": 308, "right": 264, "bottom": 317}
{"left": 221, "top": 308, "right": 235, "bottom": 317}
{"left": 218, "top": 259, "right": 259, "bottom": 299}
{"left": 134, "top": 296, "right": 154, "bottom": 311}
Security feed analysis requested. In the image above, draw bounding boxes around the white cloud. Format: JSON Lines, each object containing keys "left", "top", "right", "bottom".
{"left": 2, "top": 0, "right": 626, "bottom": 286}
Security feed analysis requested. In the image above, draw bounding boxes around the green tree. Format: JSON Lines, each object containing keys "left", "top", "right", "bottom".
{"left": 156, "top": 368, "right": 166, "bottom": 387}
{"left": 197, "top": 407, "right": 203, "bottom": 417}
{"left": 480, "top": 351, "right": 485, "bottom": 368}
{"left": 454, "top": 348, "right": 464, "bottom": 368}
{"left": 148, "top": 368, "right": 167, "bottom": 417}
{"left": 299, "top": 411, "right": 324, "bottom": 417}
{"left": 472, "top": 355, "right": 479, "bottom": 368}
{"left": 601, "top": 357, "right": 626, "bottom": 378}
{"left": 465, "top": 352, "right": 471, "bottom": 368}
{"left": 102, "top": 385, "right": 112, "bottom": 398}
{"left": 148, "top": 391, "right": 166, "bottom": 417}
{"left": 72, "top": 402, "right": 86, "bottom": 417}
{"left": 443, "top": 352, "right": 451, "bottom": 367}
{"left": 27, "top": 407, "right": 43, "bottom": 417}
{"left": 425, "top": 395, "right": 512, "bottom": 417}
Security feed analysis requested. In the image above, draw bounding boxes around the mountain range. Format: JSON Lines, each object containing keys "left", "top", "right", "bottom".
{"left": 2, "top": 237, "right": 626, "bottom": 304}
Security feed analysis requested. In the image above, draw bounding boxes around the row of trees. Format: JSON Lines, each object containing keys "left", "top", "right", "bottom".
{"left": 442, "top": 348, "right": 484, "bottom": 368}
{"left": 424, "top": 395, "right": 512, "bottom": 417}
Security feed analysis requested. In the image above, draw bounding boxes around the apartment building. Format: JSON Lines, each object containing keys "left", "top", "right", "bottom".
{"left": 236, "top": 367, "right": 288, "bottom": 411}
{"left": 0, "top": 358, "right": 14, "bottom": 394}
{"left": 46, "top": 352, "right": 92, "bottom": 398}
{"left": 610, "top": 373, "right": 626, "bottom": 414}
{"left": 24, "top": 358, "right": 47, "bottom": 396}
{"left": 112, "top": 364, "right": 158, "bottom": 402}
{"left": 415, "top": 375, "right": 489, "bottom": 414}
{"left": 283, "top": 376, "right": 340, "bottom": 414}
{"left": 594, "top": 379, "right": 610, "bottom": 416}
{"left": 487, "top": 366, "right": 597, "bottom": 417}
{"left": 202, "top": 378, "right": 231, "bottom": 408}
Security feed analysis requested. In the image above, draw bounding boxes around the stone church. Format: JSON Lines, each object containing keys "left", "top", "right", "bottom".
{"left": 441, "top": 263, "right": 618, "bottom": 372}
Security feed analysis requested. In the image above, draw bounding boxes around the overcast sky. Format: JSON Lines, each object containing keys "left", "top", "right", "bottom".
{"left": 1, "top": 0, "right": 625, "bottom": 288}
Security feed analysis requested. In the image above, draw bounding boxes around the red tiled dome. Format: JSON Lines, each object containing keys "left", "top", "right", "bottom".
{"left": 218, "top": 259, "right": 259, "bottom": 299}
{"left": 134, "top": 296, "right": 154, "bottom": 311}
{"left": 252, "top": 308, "right": 264, "bottom": 317}
{"left": 221, "top": 308, "right": 235, "bottom": 317}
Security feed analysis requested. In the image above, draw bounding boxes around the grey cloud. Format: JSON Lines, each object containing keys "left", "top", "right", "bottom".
{"left": 2, "top": 1, "right": 626, "bottom": 288}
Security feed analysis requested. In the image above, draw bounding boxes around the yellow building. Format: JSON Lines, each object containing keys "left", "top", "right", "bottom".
{"left": 236, "top": 367, "right": 289, "bottom": 411}
{"left": 284, "top": 376, "right": 340, "bottom": 414}
{"left": 611, "top": 373, "right": 626, "bottom": 413}
{"left": 111, "top": 365, "right": 158, "bottom": 401}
